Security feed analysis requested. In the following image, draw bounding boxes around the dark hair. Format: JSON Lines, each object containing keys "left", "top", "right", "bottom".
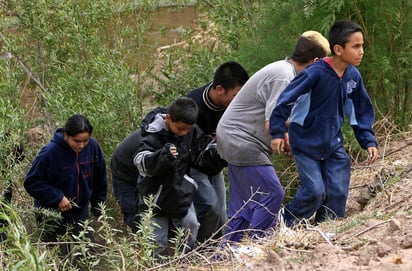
{"left": 291, "top": 31, "right": 330, "bottom": 64}
{"left": 167, "top": 97, "right": 199, "bottom": 124}
{"left": 63, "top": 114, "right": 93, "bottom": 136}
{"left": 212, "top": 61, "right": 249, "bottom": 90}
{"left": 328, "top": 19, "right": 362, "bottom": 55}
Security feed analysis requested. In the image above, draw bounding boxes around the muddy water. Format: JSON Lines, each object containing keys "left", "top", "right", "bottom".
{"left": 112, "top": 6, "right": 198, "bottom": 69}
{"left": 147, "top": 6, "right": 197, "bottom": 47}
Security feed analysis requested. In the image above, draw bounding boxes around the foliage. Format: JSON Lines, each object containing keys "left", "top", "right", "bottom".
{"left": 152, "top": 40, "right": 232, "bottom": 105}
{"left": 1, "top": 0, "right": 159, "bottom": 157}
{"left": 0, "top": 0, "right": 411, "bottom": 269}
{"left": 199, "top": 0, "right": 412, "bottom": 200}
{"left": 200, "top": 0, "right": 412, "bottom": 128}
{"left": 0, "top": 202, "right": 43, "bottom": 270}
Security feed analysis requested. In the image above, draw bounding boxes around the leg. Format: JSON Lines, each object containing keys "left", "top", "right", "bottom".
{"left": 191, "top": 168, "right": 221, "bottom": 242}
{"left": 172, "top": 203, "right": 199, "bottom": 253}
{"left": 211, "top": 171, "right": 227, "bottom": 236}
{"left": 151, "top": 216, "right": 170, "bottom": 258}
{"left": 284, "top": 151, "right": 326, "bottom": 227}
{"left": 223, "top": 216, "right": 250, "bottom": 243}
{"left": 248, "top": 165, "right": 284, "bottom": 238}
{"left": 315, "top": 147, "right": 351, "bottom": 223}
{"left": 223, "top": 164, "right": 252, "bottom": 242}
{"left": 36, "top": 212, "right": 70, "bottom": 256}
{"left": 224, "top": 165, "right": 284, "bottom": 242}
{"left": 112, "top": 174, "right": 136, "bottom": 229}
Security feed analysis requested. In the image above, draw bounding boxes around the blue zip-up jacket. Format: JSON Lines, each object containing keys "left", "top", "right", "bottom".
{"left": 270, "top": 58, "right": 377, "bottom": 160}
{"left": 24, "top": 128, "right": 107, "bottom": 224}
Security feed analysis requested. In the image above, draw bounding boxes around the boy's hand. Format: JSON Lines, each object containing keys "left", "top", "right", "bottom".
{"left": 271, "top": 138, "right": 284, "bottom": 154}
{"left": 169, "top": 144, "right": 179, "bottom": 158}
{"left": 367, "top": 147, "right": 379, "bottom": 163}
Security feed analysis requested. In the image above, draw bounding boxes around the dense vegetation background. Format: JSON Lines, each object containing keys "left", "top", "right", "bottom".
{"left": 0, "top": 0, "right": 410, "bottom": 269}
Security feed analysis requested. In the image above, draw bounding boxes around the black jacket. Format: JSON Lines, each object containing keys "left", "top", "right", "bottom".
{"left": 134, "top": 107, "right": 225, "bottom": 218}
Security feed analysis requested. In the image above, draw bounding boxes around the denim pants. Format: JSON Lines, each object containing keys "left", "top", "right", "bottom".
{"left": 284, "top": 146, "right": 351, "bottom": 226}
{"left": 111, "top": 174, "right": 136, "bottom": 229}
{"left": 224, "top": 164, "right": 284, "bottom": 242}
{"left": 151, "top": 203, "right": 199, "bottom": 257}
{"left": 191, "top": 168, "right": 227, "bottom": 242}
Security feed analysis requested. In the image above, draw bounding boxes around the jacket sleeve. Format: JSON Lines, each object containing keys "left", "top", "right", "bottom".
{"left": 270, "top": 71, "right": 313, "bottom": 139}
{"left": 133, "top": 136, "right": 176, "bottom": 177}
{"left": 90, "top": 141, "right": 108, "bottom": 216}
{"left": 192, "top": 128, "right": 227, "bottom": 176}
{"left": 24, "top": 148, "right": 65, "bottom": 208}
{"left": 347, "top": 76, "right": 378, "bottom": 149}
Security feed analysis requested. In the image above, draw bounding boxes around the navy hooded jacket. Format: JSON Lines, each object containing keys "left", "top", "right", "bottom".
{"left": 24, "top": 128, "right": 107, "bottom": 224}
{"left": 270, "top": 58, "right": 377, "bottom": 160}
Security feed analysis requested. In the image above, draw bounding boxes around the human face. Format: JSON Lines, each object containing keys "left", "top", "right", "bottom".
{"left": 218, "top": 85, "right": 242, "bottom": 107}
{"left": 166, "top": 117, "right": 194, "bottom": 137}
{"left": 65, "top": 132, "right": 90, "bottom": 153}
{"left": 340, "top": 32, "right": 364, "bottom": 66}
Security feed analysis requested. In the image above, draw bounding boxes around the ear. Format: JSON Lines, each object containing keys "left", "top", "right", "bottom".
{"left": 165, "top": 114, "right": 171, "bottom": 122}
{"left": 215, "top": 85, "right": 225, "bottom": 95}
{"left": 333, "top": 44, "right": 343, "bottom": 56}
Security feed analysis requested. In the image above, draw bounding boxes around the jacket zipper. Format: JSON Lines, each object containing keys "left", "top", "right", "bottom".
{"left": 76, "top": 152, "right": 80, "bottom": 201}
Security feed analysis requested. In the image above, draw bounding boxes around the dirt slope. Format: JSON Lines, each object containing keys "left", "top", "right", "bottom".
{"left": 199, "top": 130, "right": 412, "bottom": 271}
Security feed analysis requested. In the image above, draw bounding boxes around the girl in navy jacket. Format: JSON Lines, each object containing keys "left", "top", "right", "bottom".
{"left": 24, "top": 114, "right": 107, "bottom": 252}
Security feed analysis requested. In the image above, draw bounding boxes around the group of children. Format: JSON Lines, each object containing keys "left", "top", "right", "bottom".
{"left": 20, "top": 19, "right": 379, "bottom": 260}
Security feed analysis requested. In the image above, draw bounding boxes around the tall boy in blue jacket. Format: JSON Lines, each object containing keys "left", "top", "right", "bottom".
{"left": 270, "top": 20, "right": 379, "bottom": 227}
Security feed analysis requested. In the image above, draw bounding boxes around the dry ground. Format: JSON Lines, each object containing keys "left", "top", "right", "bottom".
{"left": 204, "top": 129, "right": 412, "bottom": 271}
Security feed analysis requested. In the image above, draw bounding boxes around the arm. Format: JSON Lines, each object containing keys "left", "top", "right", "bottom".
{"left": 270, "top": 72, "right": 313, "bottom": 153}
{"left": 24, "top": 150, "right": 65, "bottom": 208}
{"left": 193, "top": 132, "right": 227, "bottom": 175}
{"left": 90, "top": 141, "right": 108, "bottom": 216}
{"left": 345, "top": 74, "right": 379, "bottom": 160}
{"left": 133, "top": 136, "right": 177, "bottom": 177}
{"left": 270, "top": 120, "right": 292, "bottom": 155}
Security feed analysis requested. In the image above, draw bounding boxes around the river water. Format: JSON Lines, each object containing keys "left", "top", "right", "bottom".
{"left": 113, "top": 6, "right": 198, "bottom": 69}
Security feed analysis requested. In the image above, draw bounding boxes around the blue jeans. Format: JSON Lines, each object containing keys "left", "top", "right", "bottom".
{"left": 111, "top": 174, "right": 136, "bottom": 229}
{"left": 224, "top": 164, "right": 284, "bottom": 242}
{"left": 151, "top": 203, "right": 199, "bottom": 257}
{"left": 284, "top": 146, "right": 351, "bottom": 226}
{"left": 191, "top": 168, "right": 227, "bottom": 242}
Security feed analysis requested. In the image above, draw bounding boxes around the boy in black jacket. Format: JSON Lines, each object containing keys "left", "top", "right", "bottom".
{"left": 134, "top": 97, "right": 224, "bottom": 257}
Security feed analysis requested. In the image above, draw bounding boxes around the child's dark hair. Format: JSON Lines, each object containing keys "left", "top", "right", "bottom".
{"left": 64, "top": 114, "right": 93, "bottom": 136}
{"left": 167, "top": 97, "right": 199, "bottom": 124}
{"left": 212, "top": 61, "right": 249, "bottom": 90}
{"left": 291, "top": 30, "right": 330, "bottom": 64}
{"left": 328, "top": 19, "right": 362, "bottom": 55}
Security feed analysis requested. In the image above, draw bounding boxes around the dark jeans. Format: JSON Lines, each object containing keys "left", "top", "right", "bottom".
{"left": 192, "top": 168, "right": 227, "bottom": 242}
{"left": 36, "top": 211, "right": 94, "bottom": 257}
{"left": 284, "top": 147, "right": 351, "bottom": 226}
{"left": 111, "top": 174, "right": 137, "bottom": 229}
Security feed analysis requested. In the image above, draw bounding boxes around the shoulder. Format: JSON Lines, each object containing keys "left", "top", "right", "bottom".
{"left": 38, "top": 141, "right": 59, "bottom": 156}
{"left": 88, "top": 137, "right": 101, "bottom": 147}
{"left": 246, "top": 60, "right": 294, "bottom": 87}
{"left": 187, "top": 83, "right": 210, "bottom": 100}
{"left": 262, "top": 59, "right": 294, "bottom": 76}
{"left": 345, "top": 64, "right": 362, "bottom": 77}
{"left": 85, "top": 138, "right": 104, "bottom": 155}
{"left": 300, "top": 60, "right": 330, "bottom": 80}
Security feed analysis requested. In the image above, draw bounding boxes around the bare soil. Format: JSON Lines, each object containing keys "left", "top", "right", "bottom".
{"left": 203, "top": 129, "right": 412, "bottom": 271}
